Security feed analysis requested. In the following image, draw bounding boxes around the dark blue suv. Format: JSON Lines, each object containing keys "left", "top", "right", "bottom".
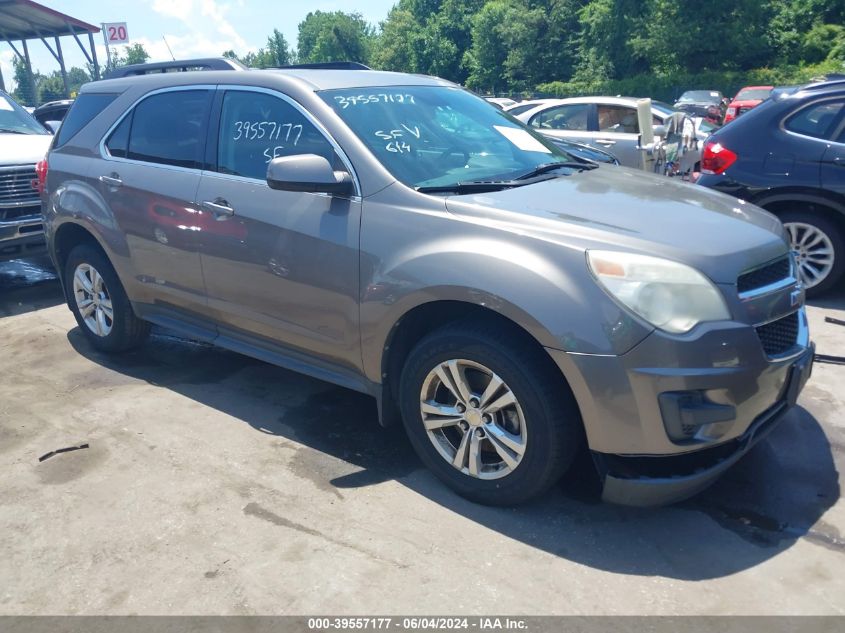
{"left": 697, "top": 79, "right": 845, "bottom": 296}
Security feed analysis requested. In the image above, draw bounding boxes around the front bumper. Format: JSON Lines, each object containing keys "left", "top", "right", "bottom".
{"left": 0, "top": 215, "right": 47, "bottom": 262}
{"left": 546, "top": 314, "right": 813, "bottom": 506}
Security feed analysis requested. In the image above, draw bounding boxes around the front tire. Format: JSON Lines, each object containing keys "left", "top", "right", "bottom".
{"left": 398, "top": 321, "right": 582, "bottom": 505}
{"left": 64, "top": 244, "right": 150, "bottom": 353}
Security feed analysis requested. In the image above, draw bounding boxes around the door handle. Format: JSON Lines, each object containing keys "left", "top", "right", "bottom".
{"left": 98, "top": 174, "right": 122, "bottom": 187}
{"left": 201, "top": 198, "right": 235, "bottom": 218}
{"left": 595, "top": 139, "right": 616, "bottom": 146}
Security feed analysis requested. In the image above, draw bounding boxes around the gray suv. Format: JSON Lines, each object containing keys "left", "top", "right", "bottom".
{"left": 42, "top": 69, "right": 814, "bottom": 507}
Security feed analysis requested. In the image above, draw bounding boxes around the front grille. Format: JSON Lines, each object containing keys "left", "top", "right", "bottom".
{"left": 0, "top": 204, "right": 41, "bottom": 222}
{"left": 0, "top": 165, "right": 39, "bottom": 206}
{"left": 756, "top": 311, "right": 799, "bottom": 356}
{"left": 737, "top": 256, "right": 791, "bottom": 293}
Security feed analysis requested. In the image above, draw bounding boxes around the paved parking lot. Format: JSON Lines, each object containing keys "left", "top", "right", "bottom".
{"left": 0, "top": 256, "right": 843, "bottom": 615}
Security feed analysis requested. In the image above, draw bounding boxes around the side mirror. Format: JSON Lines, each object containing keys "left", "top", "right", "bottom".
{"left": 45, "top": 120, "right": 62, "bottom": 134}
{"left": 266, "top": 154, "right": 354, "bottom": 196}
{"left": 653, "top": 124, "right": 667, "bottom": 138}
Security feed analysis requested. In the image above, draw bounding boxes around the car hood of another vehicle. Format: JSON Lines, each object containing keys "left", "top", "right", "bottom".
{"left": 729, "top": 99, "right": 764, "bottom": 108}
{"left": 0, "top": 133, "right": 52, "bottom": 165}
{"left": 444, "top": 165, "right": 787, "bottom": 284}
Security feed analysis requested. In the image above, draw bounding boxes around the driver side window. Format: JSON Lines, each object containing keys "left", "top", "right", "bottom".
{"left": 217, "top": 91, "right": 336, "bottom": 180}
{"left": 530, "top": 104, "right": 589, "bottom": 131}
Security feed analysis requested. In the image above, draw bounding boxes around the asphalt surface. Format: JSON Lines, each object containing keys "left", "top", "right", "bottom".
{"left": 0, "top": 256, "right": 843, "bottom": 615}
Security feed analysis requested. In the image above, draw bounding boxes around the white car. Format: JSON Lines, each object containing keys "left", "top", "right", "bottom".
{"left": 0, "top": 90, "right": 52, "bottom": 261}
{"left": 484, "top": 97, "right": 517, "bottom": 109}
{"left": 503, "top": 99, "right": 558, "bottom": 116}
{"left": 513, "top": 96, "right": 702, "bottom": 173}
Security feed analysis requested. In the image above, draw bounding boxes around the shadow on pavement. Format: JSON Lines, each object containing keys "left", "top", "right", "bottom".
{"left": 68, "top": 326, "right": 841, "bottom": 581}
{"left": 0, "top": 257, "right": 63, "bottom": 317}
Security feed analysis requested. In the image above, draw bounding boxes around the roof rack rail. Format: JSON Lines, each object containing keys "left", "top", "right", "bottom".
{"left": 103, "top": 57, "right": 246, "bottom": 79}
{"left": 274, "top": 61, "right": 372, "bottom": 70}
{"left": 802, "top": 75, "right": 845, "bottom": 90}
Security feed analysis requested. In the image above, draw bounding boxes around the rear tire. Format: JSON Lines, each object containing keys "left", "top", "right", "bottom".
{"left": 64, "top": 244, "right": 150, "bottom": 353}
{"left": 778, "top": 210, "right": 844, "bottom": 297}
{"left": 398, "top": 321, "right": 582, "bottom": 506}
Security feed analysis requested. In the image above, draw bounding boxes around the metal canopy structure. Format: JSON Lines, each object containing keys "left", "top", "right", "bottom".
{"left": 0, "top": 0, "right": 101, "bottom": 103}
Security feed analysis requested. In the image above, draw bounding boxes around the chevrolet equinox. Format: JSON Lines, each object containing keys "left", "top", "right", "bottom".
{"left": 41, "top": 69, "right": 814, "bottom": 506}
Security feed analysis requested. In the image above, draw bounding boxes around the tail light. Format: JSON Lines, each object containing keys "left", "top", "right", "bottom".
{"left": 35, "top": 158, "right": 48, "bottom": 194}
{"left": 724, "top": 107, "right": 736, "bottom": 123}
{"left": 701, "top": 141, "right": 737, "bottom": 175}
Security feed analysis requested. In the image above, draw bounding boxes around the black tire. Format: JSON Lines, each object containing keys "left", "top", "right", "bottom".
{"left": 64, "top": 244, "right": 150, "bottom": 353}
{"left": 398, "top": 321, "right": 582, "bottom": 506}
{"left": 778, "top": 210, "right": 845, "bottom": 298}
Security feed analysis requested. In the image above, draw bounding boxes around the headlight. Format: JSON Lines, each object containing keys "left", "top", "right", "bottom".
{"left": 587, "top": 250, "right": 730, "bottom": 334}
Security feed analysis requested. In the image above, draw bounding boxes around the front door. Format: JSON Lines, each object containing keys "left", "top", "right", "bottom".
{"left": 196, "top": 88, "right": 362, "bottom": 373}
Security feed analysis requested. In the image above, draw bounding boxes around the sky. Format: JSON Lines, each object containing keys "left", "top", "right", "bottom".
{"left": 0, "top": 0, "right": 397, "bottom": 92}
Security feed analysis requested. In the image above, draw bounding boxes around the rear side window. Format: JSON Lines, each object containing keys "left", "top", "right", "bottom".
{"left": 597, "top": 105, "right": 639, "bottom": 133}
{"left": 530, "top": 104, "right": 589, "bottom": 131}
{"left": 105, "top": 113, "right": 131, "bottom": 157}
{"left": 216, "top": 90, "right": 335, "bottom": 180}
{"left": 125, "top": 90, "right": 212, "bottom": 168}
{"left": 54, "top": 93, "right": 117, "bottom": 147}
{"left": 785, "top": 100, "right": 844, "bottom": 140}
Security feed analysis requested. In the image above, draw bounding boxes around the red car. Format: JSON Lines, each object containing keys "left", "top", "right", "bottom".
{"left": 723, "top": 85, "right": 773, "bottom": 124}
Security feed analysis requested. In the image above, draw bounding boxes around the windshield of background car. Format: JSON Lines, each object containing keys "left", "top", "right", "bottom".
{"left": 651, "top": 101, "right": 677, "bottom": 117}
{"left": 678, "top": 91, "right": 720, "bottom": 103}
{"left": 0, "top": 92, "right": 49, "bottom": 135}
{"left": 320, "top": 86, "right": 577, "bottom": 189}
{"left": 735, "top": 88, "right": 772, "bottom": 101}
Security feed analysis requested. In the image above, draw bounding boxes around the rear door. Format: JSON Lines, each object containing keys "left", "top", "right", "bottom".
{"left": 195, "top": 87, "right": 362, "bottom": 374}
{"left": 784, "top": 98, "right": 844, "bottom": 188}
{"left": 592, "top": 103, "right": 643, "bottom": 167}
{"left": 96, "top": 88, "right": 213, "bottom": 317}
{"left": 819, "top": 101, "right": 845, "bottom": 194}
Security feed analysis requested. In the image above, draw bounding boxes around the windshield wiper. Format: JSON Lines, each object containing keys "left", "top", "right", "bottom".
{"left": 416, "top": 173, "right": 561, "bottom": 194}
{"left": 515, "top": 161, "right": 598, "bottom": 180}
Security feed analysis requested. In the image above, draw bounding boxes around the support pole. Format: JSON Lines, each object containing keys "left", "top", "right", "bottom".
{"left": 21, "top": 39, "right": 36, "bottom": 106}
{"left": 89, "top": 32, "right": 100, "bottom": 80}
{"left": 0, "top": 64, "right": 5, "bottom": 92}
{"left": 101, "top": 24, "right": 111, "bottom": 73}
{"left": 54, "top": 36, "right": 70, "bottom": 98}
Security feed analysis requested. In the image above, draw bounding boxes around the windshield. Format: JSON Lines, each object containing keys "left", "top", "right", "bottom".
{"left": 0, "top": 92, "right": 49, "bottom": 135}
{"left": 320, "top": 86, "right": 579, "bottom": 189}
{"left": 735, "top": 88, "right": 772, "bottom": 101}
{"left": 677, "top": 91, "right": 720, "bottom": 104}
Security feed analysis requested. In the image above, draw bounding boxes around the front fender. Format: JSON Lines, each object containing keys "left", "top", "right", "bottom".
{"left": 359, "top": 188, "right": 652, "bottom": 383}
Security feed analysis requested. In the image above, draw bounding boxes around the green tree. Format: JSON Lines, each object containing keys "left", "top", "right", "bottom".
{"left": 297, "top": 11, "right": 374, "bottom": 64}
{"left": 11, "top": 57, "right": 41, "bottom": 106}
{"left": 630, "top": 0, "right": 774, "bottom": 74}
{"left": 372, "top": 6, "right": 422, "bottom": 73}
{"left": 801, "top": 23, "right": 845, "bottom": 63}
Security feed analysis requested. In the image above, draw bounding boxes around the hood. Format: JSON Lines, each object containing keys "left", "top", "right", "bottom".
{"left": 444, "top": 166, "right": 787, "bottom": 284}
{"left": 0, "top": 133, "right": 52, "bottom": 165}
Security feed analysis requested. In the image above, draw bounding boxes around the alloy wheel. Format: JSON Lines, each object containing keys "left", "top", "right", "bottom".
{"left": 72, "top": 263, "right": 114, "bottom": 337}
{"left": 419, "top": 359, "right": 527, "bottom": 480}
{"left": 785, "top": 221, "right": 835, "bottom": 290}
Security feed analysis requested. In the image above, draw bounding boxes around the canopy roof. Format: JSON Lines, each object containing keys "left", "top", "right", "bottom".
{"left": 0, "top": 0, "right": 99, "bottom": 41}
